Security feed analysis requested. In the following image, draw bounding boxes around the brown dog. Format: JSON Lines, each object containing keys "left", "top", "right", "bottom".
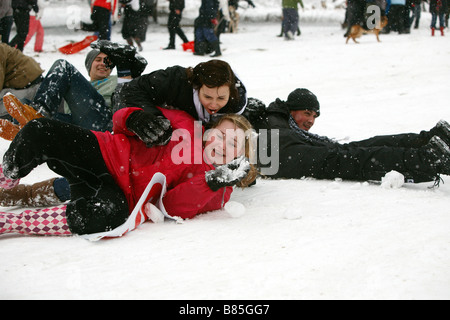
{"left": 346, "top": 16, "right": 388, "bottom": 44}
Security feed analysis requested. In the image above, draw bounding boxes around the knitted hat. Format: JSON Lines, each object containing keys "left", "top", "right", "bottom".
{"left": 286, "top": 88, "right": 320, "bottom": 116}
{"left": 85, "top": 49, "right": 101, "bottom": 73}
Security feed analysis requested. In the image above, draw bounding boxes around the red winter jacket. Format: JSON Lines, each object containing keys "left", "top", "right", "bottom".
{"left": 93, "top": 107, "right": 233, "bottom": 220}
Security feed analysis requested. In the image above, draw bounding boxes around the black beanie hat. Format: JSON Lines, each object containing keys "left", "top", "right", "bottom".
{"left": 286, "top": 88, "right": 320, "bottom": 116}
{"left": 85, "top": 49, "right": 101, "bottom": 74}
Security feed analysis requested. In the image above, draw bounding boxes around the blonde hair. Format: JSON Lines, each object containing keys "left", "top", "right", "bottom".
{"left": 209, "top": 114, "right": 259, "bottom": 188}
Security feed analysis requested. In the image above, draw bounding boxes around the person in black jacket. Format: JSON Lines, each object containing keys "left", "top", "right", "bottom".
{"left": 251, "top": 88, "right": 450, "bottom": 185}
{"left": 9, "top": 0, "right": 38, "bottom": 51}
{"left": 118, "top": 59, "right": 247, "bottom": 147}
{"left": 164, "top": 0, "right": 189, "bottom": 50}
{"left": 194, "top": 0, "right": 221, "bottom": 56}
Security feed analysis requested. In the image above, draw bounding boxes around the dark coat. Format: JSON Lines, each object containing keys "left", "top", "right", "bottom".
{"left": 169, "top": 0, "right": 185, "bottom": 11}
{"left": 119, "top": 65, "right": 247, "bottom": 122}
{"left": 195, "top": 0, "right": 219, "bottom": 28}
{"left": 11, "top": 0, "right": 38, "bottom": 12}
{"left": 429, "top": 0, "right": 448, "bottom": 13}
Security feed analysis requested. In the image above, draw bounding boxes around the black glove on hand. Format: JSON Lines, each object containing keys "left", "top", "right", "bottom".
{"left": 205, "top": 156, "right": 251, "bottom": 191}
{"left": 91, "top": 40, "right": 148, "bottom": 78}
{"left": 126, "top": 111, "right": 172, "bottom": 147}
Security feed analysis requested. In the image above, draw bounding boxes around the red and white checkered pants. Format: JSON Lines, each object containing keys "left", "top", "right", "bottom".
{"left": 0, "top": 205, "right": 72, "bottom": 236}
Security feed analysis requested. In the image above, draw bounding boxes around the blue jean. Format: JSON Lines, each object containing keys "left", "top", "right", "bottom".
{"left": 33, "top": 59, "right": 112, "bottom": 132}
{"left": 431, "top": 13, "right": 444, "bottom": 29}
{"left": 195, "top": 27, "right": 218, "bottom": 43}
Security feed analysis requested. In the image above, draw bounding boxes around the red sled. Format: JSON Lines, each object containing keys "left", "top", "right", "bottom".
{"left": 182, "top": 41, "right": 195, "bottom": 52}
{"left": 58, "top": 35, "right": 98, "bottom": 55}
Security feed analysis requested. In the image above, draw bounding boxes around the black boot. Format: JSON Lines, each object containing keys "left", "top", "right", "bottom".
{"left": 430, "top": 120, "right": 450, "bottom": 146}
{"left": 423, "top": 136, "right": 450, "bottom": 175}
{"left": 194, "top": 41, "right": 206, "bottom": 56}
{"left": 210, "top": 41, "right": 222, "bottom": 57}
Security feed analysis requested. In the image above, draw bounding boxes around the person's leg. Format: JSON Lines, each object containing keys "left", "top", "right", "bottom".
{"left": 0, "top": 16, "right": 14, "bottom": 43}
{"left": 174, "top": 13, "right": 188, "bottom": 43}
{"left": 0, "top": 205, "right": 71, "bottom": 236}
{"left": 95, "top": 7, "right": 111, "bottom": 40}
{"left": 9, "top": 9, "right": 30, "bottom": 51}
{"left": 34, "top": 19, "right": 44, "bottom": 52}
{"left": 282, "top": 8, "right": 291, "bottom": 37}
{"left": 32, "top": 59, "right": 112, "bottom": 131}
{"left": 291, "top": 10, "right": 299, "bottom": 35}
{"left": 203, "top": 27, "right": 221, "bottom": 56}
{"left": 274, "top": 138, "right": 445, "bottom": 183}
{"left": 2, "top": 118, "right": 129, "bottom": 234}
{"left": 166, "top": 11, "right": 177, "bottom": 48}
{"left": 438, "top": 13, "right": 445, "bottom": 34}
{"left": 346, "top": 132, "right": 433, "bottom": 149}
{"left": 24, "top": 15, "right": 37, "bottom": 49}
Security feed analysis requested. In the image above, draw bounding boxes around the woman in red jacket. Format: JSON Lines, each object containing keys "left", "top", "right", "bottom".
{"left": 81, "top": 0, "right": 117, "bottom": 40}
{"left": 0, "top": 107, "right": 257, "bottom": 237}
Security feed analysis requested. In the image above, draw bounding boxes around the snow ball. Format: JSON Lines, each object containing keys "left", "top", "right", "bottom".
{"left": 380, "top": 170, "right": 405, "bottom": 189}
{"left": 225, "top": 201, "right": 246, "bottom": 218}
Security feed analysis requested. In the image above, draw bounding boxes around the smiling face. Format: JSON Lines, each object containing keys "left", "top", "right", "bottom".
{"left": 290, "top": 109, "right": 319, "bottom": 131}
{"left": 89, "top": 52, "right": 112, "bottom": 81}
{"left": 203, "top": 119, "right": 246, "bottom": 165}
{"left": 199, "top": 85, "right": 230, "bottom": 115}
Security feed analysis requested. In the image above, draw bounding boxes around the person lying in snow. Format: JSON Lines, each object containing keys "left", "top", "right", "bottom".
{"left": 0, "top": 40, "right": 147, "bottom": 140}
{"left": 250, "top": 88, "right": 450, "bottom": 185}
{"left": 0, "top": 107, "right": 257, "bottom": 237}
{"left": 0, "top": 57, "right": 248, "bottom": 209}
{"left": 117, "top": 59, "right": 248, "bottom": 145}
{"left": 0, "top": 43, "right": 44, "bottom": 120}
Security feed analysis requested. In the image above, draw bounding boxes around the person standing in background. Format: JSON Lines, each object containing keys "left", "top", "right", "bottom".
{"left": 430, "top": 0, "right": 448, "bottom": 36}
{"left": 120, "top": 0, "right": 148, "bottom": 51}
{"left": 164, "top": 0, "right": 189, "bottom": 50}
{"left": 9, "top": 0, "right": 39, "bottom": 51}
{"left": 410, "top": 0, "right": 422, "bottom": 29}
{"left": 282, "top": 0, "right": 304, "bottom": 40}
{"left": 82, "top": 0, "right": 118, "bottom": 40}
{"left": 194, "top": 0, "right": 221, "bottom": 57}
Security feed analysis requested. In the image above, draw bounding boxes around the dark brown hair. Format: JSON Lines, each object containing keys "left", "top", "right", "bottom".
{"left": 186, "top": 59, "right": 239, "bottom": 104}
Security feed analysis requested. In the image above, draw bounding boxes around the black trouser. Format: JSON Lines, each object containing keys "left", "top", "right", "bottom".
{"left": 9, "top": 9, "right": 30, "bottom": 51}
{"left": 269, "top": 130, "right": 438, "bottom": 183}
{"left": 3, "top": 118, "right": 129, "bottom": 235}
{"left": 81, "top": 6, "right": 111, "bottom": 40}
{"left": 167, "top": 11, "right": 188, "bottom": 46}
{"left": 0, "top": 16, "right": 13, "bottom": 43}
{"left": 388, "top": 5, "right": 406, "bottom": 33}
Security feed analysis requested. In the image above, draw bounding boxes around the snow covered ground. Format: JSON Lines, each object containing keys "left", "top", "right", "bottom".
{"left": 1, "top": 1, "right": 450, "bottom": 300}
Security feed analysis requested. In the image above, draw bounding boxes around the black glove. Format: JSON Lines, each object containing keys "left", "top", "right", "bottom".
{"left": 205, "top": 156, "right": 251, "bottom": 191}
{"left": 247, "top": 0, "right": 256, "bottom": 8}
{"left": 91, "top": 40, "right": 148, "bottom": 78}
{"left": 126, "top": 111, "right": 172, "bottom": 147}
